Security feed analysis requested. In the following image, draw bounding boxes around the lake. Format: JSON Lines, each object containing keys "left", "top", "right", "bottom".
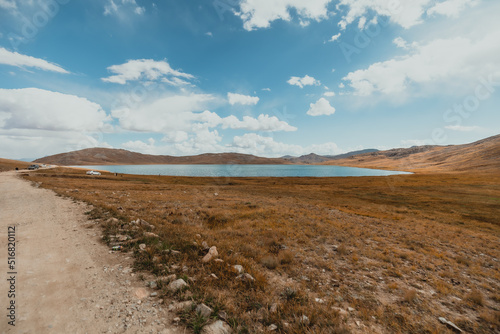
{"left": 76, "top": 164, "right": 411, "bottom": 177}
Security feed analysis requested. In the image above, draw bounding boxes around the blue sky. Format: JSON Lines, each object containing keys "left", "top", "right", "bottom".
{"left": 0, "top": 0, "right": 499, "bottom": 159}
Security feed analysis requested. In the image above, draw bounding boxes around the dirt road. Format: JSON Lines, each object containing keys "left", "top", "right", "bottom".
{"left": 0, "top": 171, "right": 185, "bottom": 334}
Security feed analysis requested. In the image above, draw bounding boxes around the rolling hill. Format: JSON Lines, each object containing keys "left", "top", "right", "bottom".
{"left": 326, "top": 134, "right": 500, "bottom": 173}
{"left": 34, "top": 148, "right": 290, "bottom": 166}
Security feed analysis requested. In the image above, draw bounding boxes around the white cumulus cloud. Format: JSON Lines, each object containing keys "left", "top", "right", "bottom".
{"left": 0, "top": 88, "right": 111, "bottom": 159}
{"left": 0, "top": 48, "right": 68, "bottom": 73}
{"left": 427, "top": 0, "right": 478, "bottom": 18}
{"left": 231, "top": 133, "right": 342, "bottom": 157}
{"left": 306, "top": 98, "right": 336, "bottom": 116}
{"left": 237, "top": 0, "right": 332, "bottom": 31}
{"left": 102, "top": 59, "right": 194, "bottom": 85}
{"left": 343, "top": 29, "right": 500, "bottom": 96}
{"left": 329, "top": 33, "right": 341, "bottom": 42}
{"left": 227, "top": 92, "right": 260, "bottom": 106}
{"left": 287, "top": 75, "right": 321, "bottom": 88}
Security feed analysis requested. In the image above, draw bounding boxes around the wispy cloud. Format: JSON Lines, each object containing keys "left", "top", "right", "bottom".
{"left": 102, "top": 59, "right": 194, "bottom": 85}
{"left": 0, "top": 48, "right": 69, "bottom": 73}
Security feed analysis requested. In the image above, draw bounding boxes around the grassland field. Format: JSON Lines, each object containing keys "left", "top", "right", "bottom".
{"left": 22, "top": 167, "right": 500, "bottom": 333}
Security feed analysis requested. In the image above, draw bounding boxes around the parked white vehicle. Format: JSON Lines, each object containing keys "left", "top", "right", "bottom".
{"left": 86, "top": 170, "right": 101, "bottom": 175}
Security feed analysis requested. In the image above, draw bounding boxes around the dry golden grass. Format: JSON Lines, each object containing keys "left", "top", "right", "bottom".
{"left": 23, "top": 168, "right": 500, "bottom": 333}
{"left": 0, "top": 158, "right": 31, "bottom": 171}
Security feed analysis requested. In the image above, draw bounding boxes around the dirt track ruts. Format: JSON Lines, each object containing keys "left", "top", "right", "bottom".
{"left": 0, "top": 171, "right": 185, "bottom": 334}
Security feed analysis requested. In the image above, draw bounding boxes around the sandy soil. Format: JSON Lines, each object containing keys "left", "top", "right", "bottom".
{"left": 0, "top": 171, "right": 187, "bottom": 334}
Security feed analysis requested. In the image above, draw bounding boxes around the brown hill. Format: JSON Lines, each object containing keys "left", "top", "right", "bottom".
{"left": 34, "top": 148, "right": 290, "bottom": 166}
{"left": 0, "top": 158, "right": 31, "bottom": 172}
{"left": 326, "top": 134, "right": 500, "bottom": 173}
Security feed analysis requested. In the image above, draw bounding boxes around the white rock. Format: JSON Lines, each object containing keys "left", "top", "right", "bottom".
{"left": 139, "top": 243, "right": 146, "bottom": 250}
{"left": 268, "top": 324, "right": 278, "bottom": 331}
{"left": 233, "top": 265, "right": 244, "bottom": 274}
{"left": 196, "top": 303, "right": 213, "bottom": 318}
{"left": 201, "top": 320, "right": 233, "bottom": 334}
{"left": 168, "top": 279, "right": 188, "bottom": 292}
{"left": 202, "top": 246, "right": 218, "bottom": 263}
{"left": 168, "top": 301, "right": 193, "bottom": 312}
{"left": 299, "top": 315, "right": 310, "bottom": 325}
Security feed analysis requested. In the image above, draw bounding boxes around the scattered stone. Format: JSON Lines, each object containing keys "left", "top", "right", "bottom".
{"left": 202, "top": 241, "right": 209, "bottom": 250}
{"left": 106, "top": 218, "right": 119, "bottom": 224}
{"left": 347, "top": 307, "right": 355, "bottom": 312}
{"left": 438, "top": 317, "right": 463, "bottom": 333}
{"left": 202, "top": 246, "right": 218, "bottom": 263}
{"left": 116, "top": 235, "right": 128, "bottom": 242}
{"left": 168, "top": 301, "right": 194, "bottom": 312}
{"left": 196, "top": 303, "right": 213, "bottom": 318}
{"left": 270, "top": 303, "right": 278, "bottom": 314}
{"left": 299, "top": 315, "right": 310, "bottom": 325}
{"left": 144, "top": 232, "right": 159, "bottom": 238}
{"left": 182, "top": 265, "right": 189, "bottom": 272}
{"left": 139, "top": 244, "right": 146, "bottom": 251}
{"left": 268, "top": 324, "right": 278, "bottom": 331}
{"left": 315, "top": 298, "right": 325, "bottom": 304}
{"left": 168, "top": 279, "right": 188, "bottom": 292}
{"left": 236, "top": 273, "right": 255, "bottom": 282}
{"left": 134, "top": 288, "right": 149, "bottom": 299}
{"left": 233, "top": 265, "right": 244, "bottom": 274}
{"left": 218, "top": 311, "right": 227, "bottom": 321}
{"left": 149, "top": 281, "right": 158, "bottom": 289}
{"left": 214, "top": 259, "right": 224, "bottom": 263}
{"left": 195, "top": 234, "right": 202, "bottom": 239}
{"left": 173, "top": 317, "right": 181, "bottom": 323}
{"left": 209, "top": 273, "right": 219, "bottom": 279}
{"left": 201, "top": 320, "right": 233, "bottom": 334}
{"left": 159, "top": 274, "right": 176, "bottom": 283}
{"left": 150, "top": 292, "right": 158, "bottom": 297}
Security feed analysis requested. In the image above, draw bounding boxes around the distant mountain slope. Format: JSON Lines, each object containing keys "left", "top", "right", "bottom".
{"left": 34, "top": 148, "right": 290, "bottom": 166}
{"left": 283, "top": 149, "right": 379, "bottom": 164}
{"left": 325, "top": 134, "right": 500, "bottom": 173}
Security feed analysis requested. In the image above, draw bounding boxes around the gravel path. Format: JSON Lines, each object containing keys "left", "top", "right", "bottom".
{"left": 0, "top": 171, "right": 186, "bottom": 334}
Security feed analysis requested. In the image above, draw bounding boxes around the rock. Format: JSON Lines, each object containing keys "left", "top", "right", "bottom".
{"left": 159, "top": 274, "right": 176, "bottom": 283}
{"left": 209, "top": 273, "right": 219, "bottom": 279}
{"left": 268, "top": 324, "right": 278, "bottom": 331}
{"left": 117, "top": 235, "right": 128, "bottom": 242}
{"left": 168, "top": 301, "right": 194, "bottom": 312}
{"left": 237, "top": 273, "right": 255, "bottom": 282}
{"left": 201, "top": 320, "right": 233, "bottom": 334}
{"left": 149, "top": 281, "right": 158, "bottom": 289}
{"left": 144, "top": 232, "right": 159, "bottom": 238}
{"left": 347, "top": 307, "right": 355, "bottom": 312}
{"left": 134, "top": 288, "right": 149, "bottom": 299}
{"left": 202, "top": 246, "right": 218, "bottom": 263}
{"left": 150, "top": 292, "right": 158, "bottom": 297}
{"left": 315, "top": 298, "right": 325, "bottom": 304}
{"left": 218, "top": 311, "right": 227, "bottom": 321}
{"left": 214, "top": 259, "right": 224, "bottom": 263}
{"left": 196, "top": 303, "right": 213, "bottom": 318}
{"left": 202, "top": 241, "right": 209, "bottom": 250}
{"left": 270, "top": 303, "right": 278, "bottom": 314}
{"left": 139, "top": 243, "right": 146, "bottom": 250}
{"left": 299, "top": 315, "right": 310, "bottom": 325}
{"left": 233, "top": 265, "right": 244, "bottom": 274}
{"left": 106, "top": 218, "right": 119, "bottom": 224}
{"left": 438, "top": 317, "right": 463, "bottom": 333}
{"left": 168, "top": 279, "right": 188, "bottom": 292}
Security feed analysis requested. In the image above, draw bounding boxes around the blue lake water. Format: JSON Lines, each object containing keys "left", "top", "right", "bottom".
{"left": 76, "top": 164, "right": 411, "bottom": 177}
